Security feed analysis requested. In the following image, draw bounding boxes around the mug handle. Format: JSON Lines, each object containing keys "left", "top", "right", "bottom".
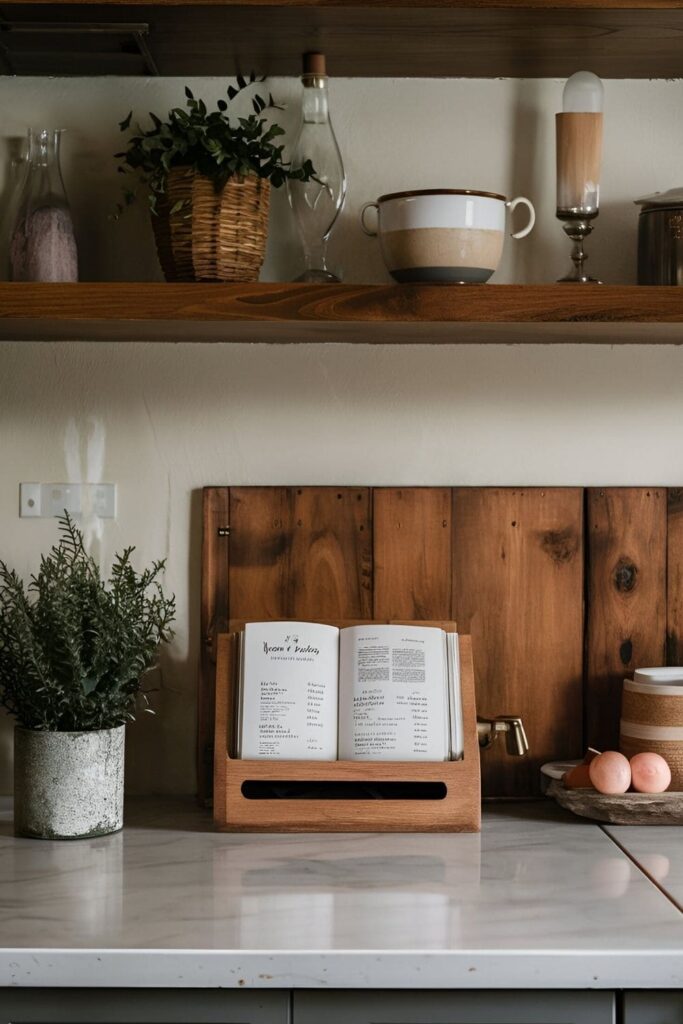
{"left": 506, "top": 196, "right": 536, "bottom": 240}
{"left": 360, "top": 201, "right": 379, "bottom": 237}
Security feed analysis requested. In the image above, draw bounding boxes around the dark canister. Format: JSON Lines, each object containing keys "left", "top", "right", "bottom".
{"left": 636, "top": 188, "right": 683, "bottom": 284}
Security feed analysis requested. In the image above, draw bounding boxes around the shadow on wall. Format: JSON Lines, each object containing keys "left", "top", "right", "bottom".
{"left": 125, "top": 487, "right": 203, "bottom": 796}
{"left": 0, "top": 135, "right": 27, "bottom": 281}
{"left": 0, "top": 713, "right": 11, "bottom": 796}
{"left": 509, "top": 80, "right": 544, "bottom": 287}
{"left": 590, "top": 199, "right": 639, "bottom": 285}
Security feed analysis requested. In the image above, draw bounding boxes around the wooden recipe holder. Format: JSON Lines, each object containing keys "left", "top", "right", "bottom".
{"left": 213, "top": 619, "right": 481, "bottom": 832}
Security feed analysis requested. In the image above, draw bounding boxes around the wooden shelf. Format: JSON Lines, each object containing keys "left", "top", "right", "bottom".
{"left": 3, "top": 1, "right": 683, "bottom": 77}
{"left": 2, "top": 282, "right": 683, "bottom": 343}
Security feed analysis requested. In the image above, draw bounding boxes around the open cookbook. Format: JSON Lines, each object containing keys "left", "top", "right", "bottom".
{"left": 235, "top": 621, "right": 463, "bottom": 762}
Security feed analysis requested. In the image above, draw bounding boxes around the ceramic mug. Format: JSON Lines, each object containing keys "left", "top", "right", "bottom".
{"left": 360, "top": 188, "right": 535, "bottom": 283}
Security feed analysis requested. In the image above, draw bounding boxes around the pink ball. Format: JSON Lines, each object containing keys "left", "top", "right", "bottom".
{"left": 589, "top": 751, "right": 632, "bottom": 794}
{"left": 630, "top": 752, "right": 671, "bottom": 794}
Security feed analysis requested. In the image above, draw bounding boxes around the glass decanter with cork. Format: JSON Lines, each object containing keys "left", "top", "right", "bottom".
{"left": 287, "top": 52, "right": 347, "bottom": 282}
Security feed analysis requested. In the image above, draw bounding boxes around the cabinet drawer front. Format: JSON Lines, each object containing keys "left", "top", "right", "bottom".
{"left": 0, "top": 989, "right": 289, "bottom": 1024}
{"left": 624, "top": 993, "right": 683, "bottom": 1024}
{"left": 295, "top": 991, "right": 615, "bottom": 1024}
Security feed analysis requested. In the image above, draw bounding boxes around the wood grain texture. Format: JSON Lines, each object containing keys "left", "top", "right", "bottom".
{"left": 10, "top": 1, "right": 683, "bottom": 8}
{"left": 5, "top": 4, "right": 683, "bottom": 78}
{"left": 453, "top": 487, "right": 584, "bottom": 797}
{"left": 213, "top": 632, "right": 234, "bottom": 824}
{"left": 228, "top": 487, "right": 290, "bottom": 621}
{"left": 5, "top": 284, "right": 683, "bottom": 345}
{"left": 586, "top": 488, "right": 667, "bottom": 751}
{"left": 214, "top": 622, "right": 480, "bottom": 833}
{"left": 198, "top": 486, "right": 230, "bottom": 804}
{"left": 203, "top": 484, "right": 680, "bottom": 804}
{"left": 667, "top": 488, "right": 683, "bottom": 665}
{"left": 373, "top": 488, "right": 452, "bottom": 620}
{"left": 228, "top": 486, "right": 372, "bottom": 620}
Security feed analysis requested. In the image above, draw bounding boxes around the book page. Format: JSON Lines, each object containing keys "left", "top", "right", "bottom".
{"left": 240, "top": 621, "right": 340, "bottom": 760}
{"left": 338, "top": 624, "right": 449, "bottom": 761}
{"left": 236, "top": 630, "right": 245, "bottom": 758}
{"left": 447, "top": 633, "right": 464, "bottom": 760}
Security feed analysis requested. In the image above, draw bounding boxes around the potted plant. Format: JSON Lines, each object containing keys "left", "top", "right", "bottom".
{"left": 0, "top": 514, "right": 175, "bottom": 839}
{"left": 115, "top": 77, "right": 317, "bottom": 282}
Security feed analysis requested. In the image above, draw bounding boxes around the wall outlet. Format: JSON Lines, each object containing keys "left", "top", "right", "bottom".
{"left": 20, "top": 483, "right": 116, "bottom": 519}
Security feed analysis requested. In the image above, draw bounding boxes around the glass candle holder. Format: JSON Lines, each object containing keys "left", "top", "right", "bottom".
{"left": 556, "top": 72, "right": 604, "bottom": 284}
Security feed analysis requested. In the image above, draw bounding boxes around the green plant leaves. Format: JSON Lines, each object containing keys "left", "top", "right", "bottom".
{"left": 81, "top": 676, "right": 100, "bottom": 696}
{"left": 0, "top": 513, "right": 175, "bottom": 732}
{"left": 114, "top": 77, "right": 317, "bottom": 213}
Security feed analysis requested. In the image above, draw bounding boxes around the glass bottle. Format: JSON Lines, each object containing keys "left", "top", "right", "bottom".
{"left": 10, "top": 128, "right": 78, "bottom": 282}
{"left": 287, "top": 53, "right": 347, "bottom": 283}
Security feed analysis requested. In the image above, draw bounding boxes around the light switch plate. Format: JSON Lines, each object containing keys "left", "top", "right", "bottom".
{"left": 20, "top": 483, "right": 116, "bottom": 519}
{"left": 45, "top": 483, "right": 82, "bottom": 517}
{"left": 19, "top": 482, "right": 42, "bottom": 517}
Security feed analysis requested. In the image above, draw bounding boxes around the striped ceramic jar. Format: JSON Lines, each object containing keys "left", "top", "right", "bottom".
{"left": 620, "top": 667, "right": 683, "bottom": 791}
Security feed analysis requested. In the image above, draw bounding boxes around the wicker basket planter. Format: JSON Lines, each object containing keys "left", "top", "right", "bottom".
{"left": 152, "top": 168, "right": 271, "bottom": 282}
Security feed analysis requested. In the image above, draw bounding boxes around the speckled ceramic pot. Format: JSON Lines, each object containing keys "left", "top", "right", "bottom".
{"left": 13, "top": 725, "right": 125, "bottom": 839}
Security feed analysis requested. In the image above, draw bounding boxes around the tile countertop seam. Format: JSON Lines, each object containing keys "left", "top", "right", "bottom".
{"left": 603, "top": 822, "right": 683, "bottom": 918}
{"left": 599, "top": 824, "right": 683, "bottom": 914}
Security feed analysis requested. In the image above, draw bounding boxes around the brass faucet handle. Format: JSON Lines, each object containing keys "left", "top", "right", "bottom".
{"left": 500, "top": 715, "right": 529, "bottom": 757}
{"left": 477, "top": 715, "right": 529, "bottom": 757}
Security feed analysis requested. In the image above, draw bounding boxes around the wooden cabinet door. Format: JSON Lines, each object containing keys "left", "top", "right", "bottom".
{"left": 295, "top": 991, "right": 614, "bottom": 1024}
{"left": 0, "top": 989, "right": 289, "bottom": 1024}
{"left": 624, "top": 993, "right": 683, "bottom": 1024}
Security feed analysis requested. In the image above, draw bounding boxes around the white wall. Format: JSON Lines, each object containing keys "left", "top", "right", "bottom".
{"left": 2, "top": 76, "right": 683, "bottom": 795}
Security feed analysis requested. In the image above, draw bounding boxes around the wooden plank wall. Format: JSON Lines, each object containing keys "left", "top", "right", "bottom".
{"left": 585, "top": 489, "right": 667, "bottom": 751}
{"left": 453, "top": 488, "right": 584, "bottom": 797}
{"left": 199, "top": 485, "right": 682, "bottom": 803}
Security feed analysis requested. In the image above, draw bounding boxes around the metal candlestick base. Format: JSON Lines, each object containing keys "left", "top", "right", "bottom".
{"left": 556, "top": 209, "right": 602, "bottom": 284}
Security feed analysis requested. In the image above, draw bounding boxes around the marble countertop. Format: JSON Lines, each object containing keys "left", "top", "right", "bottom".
{"left": 605, "top": 824, "right": 683, "bottom": 912}
{"left": 0, "top": 798, "right": 681, "bottom": 990}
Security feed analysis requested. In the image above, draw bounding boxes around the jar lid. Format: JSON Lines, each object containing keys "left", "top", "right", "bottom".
{"left": 633, "top": 666, "right": 683, "bottom": 685}
{"left": 635, "top": 187, "right": 683, "bottom": 209}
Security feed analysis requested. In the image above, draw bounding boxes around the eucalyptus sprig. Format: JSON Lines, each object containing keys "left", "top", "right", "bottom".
{"left": 0, "top": 513, "right": 175, "bottom": 732}
{"left": 115, "top": 76, "right": 316, "bottom": 216}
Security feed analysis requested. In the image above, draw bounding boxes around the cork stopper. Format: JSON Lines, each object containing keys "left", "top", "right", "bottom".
{"left": 303, "top": 52, "right": 326, "bottom": 77}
